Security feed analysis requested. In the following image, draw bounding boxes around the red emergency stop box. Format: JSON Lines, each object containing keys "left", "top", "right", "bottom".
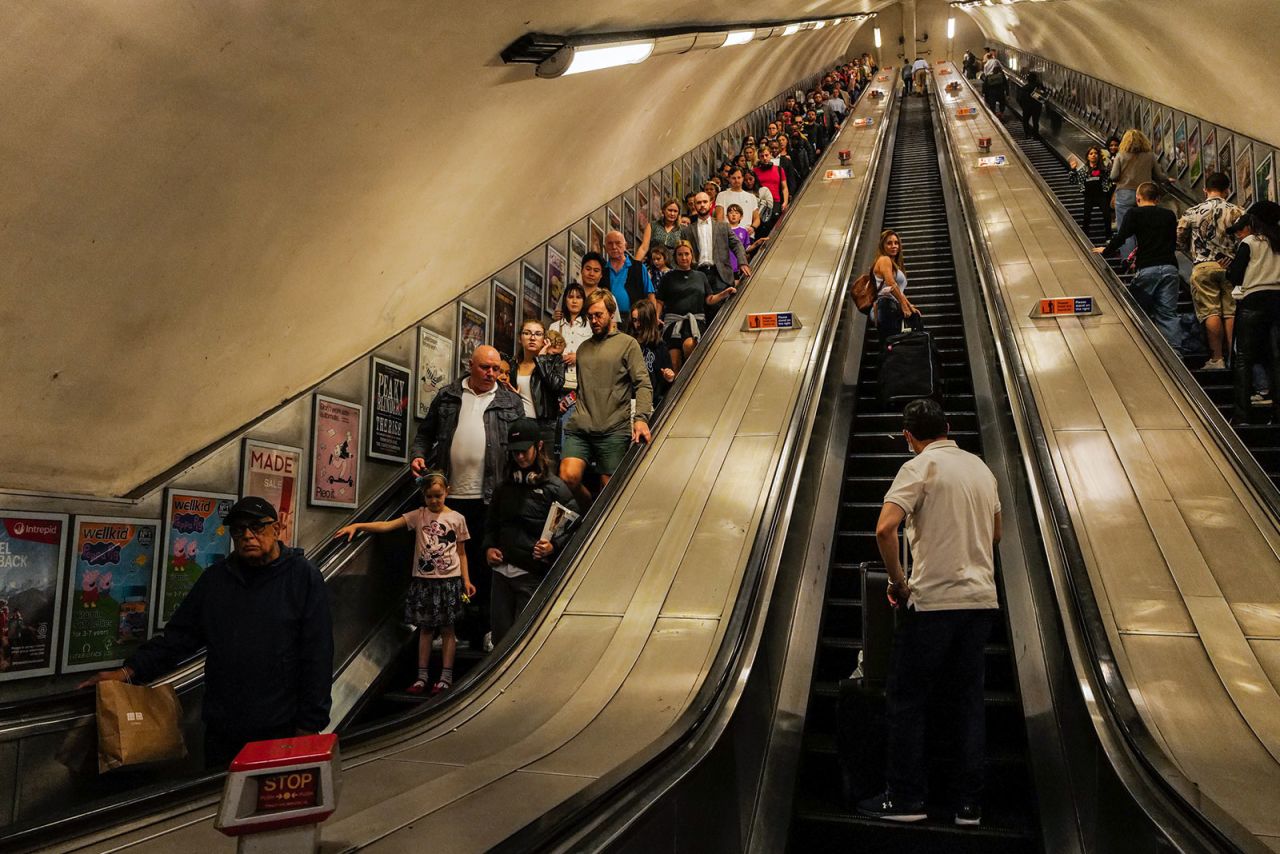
{"left": 216, "top": 734, "right": 342, "bottom": 837}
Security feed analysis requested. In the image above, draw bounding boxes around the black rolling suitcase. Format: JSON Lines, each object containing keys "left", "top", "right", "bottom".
{"left": 836, "top": 564, "right": 897, "bottom": 808}
{"left": 877, "top": 329, "right": 943, "bottom": 410}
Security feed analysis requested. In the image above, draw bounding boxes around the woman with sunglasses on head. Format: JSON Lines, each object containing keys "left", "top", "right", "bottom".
{"left": 513, "top": 319, "right": 566, "bottom": 439}
{"left": 872, "top": 229, "right": 922, "bottom": 337}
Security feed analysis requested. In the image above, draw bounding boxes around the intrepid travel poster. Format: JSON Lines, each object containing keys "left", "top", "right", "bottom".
{"left": 240, "top": 438, "right": 303, "bottom": 546}
{"left": 158, "top": 489, "right": 233, "bottom": 627}
{"left": 0, "top": 512, "right": 68, "bottom": 681}
{"left": 62, "top": 516, "right": 160, "bottom": 673}
{"left": 368, "top": 357, "right": 412, "bottom": 464}
{"left": 311, "top": 395, "right": 363, "bottom": 509}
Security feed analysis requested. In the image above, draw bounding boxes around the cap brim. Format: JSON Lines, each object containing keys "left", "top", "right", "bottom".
{"left": 224, "top": 510, "right": 276, "bottom": 523}
{"left": 507, "top": 440, "right": 536, "bottom": 452}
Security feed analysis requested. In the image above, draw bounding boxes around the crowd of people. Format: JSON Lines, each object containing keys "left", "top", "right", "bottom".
{"left": 74, "top": 56, "right": 879, "bottom": 767}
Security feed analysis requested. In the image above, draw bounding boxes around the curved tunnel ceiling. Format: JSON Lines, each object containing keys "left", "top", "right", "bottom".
{"left": 6, "top": 0, "right": 1274, "bottom": 498}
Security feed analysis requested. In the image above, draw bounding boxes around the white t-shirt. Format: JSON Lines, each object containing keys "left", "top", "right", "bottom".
{"left": 912, "top": 58, "right": 928, "bottom": 72}
{"left": 516, "top": 372, "right": 536, "bottom": 418}
{"left": 549, "top": 316, "right": 592, "bottom": 389}
{"left": 695, "top": 217, "right": 715, "bottom": 266}
{"left": 883, "top": 439, "right": 1001, "bottom": 611}
{"left": 401, "top": 507, "right": 469, "bottom": 579}
{"left": 717, "top": 189, "right": 759, "bottom": 227}
{"left": 449, "top": 379, "right": 495, "bottom": 499}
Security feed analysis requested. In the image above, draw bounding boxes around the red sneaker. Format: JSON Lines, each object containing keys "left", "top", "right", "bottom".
{"left": 406, "top": 679, "right": 428, "bottom": 695}
{"left": 430, "top": 680, "right": 451, "bottom": 696}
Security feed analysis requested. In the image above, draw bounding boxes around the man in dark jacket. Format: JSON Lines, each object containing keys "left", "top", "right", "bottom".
{"left": 410, "top": 345, "right": 524, "bottom": 649}
{"left": 79, "top": 497, "right": 333, "bottom": 768}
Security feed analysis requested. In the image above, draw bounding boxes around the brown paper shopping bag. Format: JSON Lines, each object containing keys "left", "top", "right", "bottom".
{"left": 96, "top": 681, "right": 188, "bottom": 773}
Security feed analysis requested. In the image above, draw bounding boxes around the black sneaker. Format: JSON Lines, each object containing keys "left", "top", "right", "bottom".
{"left": 955, "top": 803, "right": 982, "bottom": 826}
{"left": 856, "top": 792, "right": 927, "bottom": 822}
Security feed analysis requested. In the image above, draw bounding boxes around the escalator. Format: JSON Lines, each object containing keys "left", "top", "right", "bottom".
{"left": 788, "top": 96, "right": 1040, "bottom": 853}
{"left": 995, "top": 96, "right": 1280, "bottom": 486}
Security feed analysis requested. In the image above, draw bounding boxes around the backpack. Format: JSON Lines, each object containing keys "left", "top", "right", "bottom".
{"left": 852, "top": 269, "right": 876, "bottom": 314}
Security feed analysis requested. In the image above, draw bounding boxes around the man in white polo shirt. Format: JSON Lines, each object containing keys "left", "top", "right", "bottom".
{"left": 858, "top": 399, "right": 1002, "bottom": 827}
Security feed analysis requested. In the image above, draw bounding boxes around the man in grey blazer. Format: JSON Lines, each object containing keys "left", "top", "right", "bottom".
{"left": 680, "top": 191, "right": 751, "bottom": 296}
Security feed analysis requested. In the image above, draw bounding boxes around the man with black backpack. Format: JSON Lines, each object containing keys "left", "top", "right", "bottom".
{"left": 857, "top": 400, "right": 1002, "bottom": 826}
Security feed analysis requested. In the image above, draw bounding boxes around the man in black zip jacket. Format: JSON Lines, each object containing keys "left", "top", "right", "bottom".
{"left": 79, "top": 497, "right": 334, "bottom": 768}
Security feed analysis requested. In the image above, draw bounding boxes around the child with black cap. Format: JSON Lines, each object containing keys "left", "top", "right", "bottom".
{"left": 335, "top": 472, "right": 474, "bottom": 696}
{"left": 484, "top": 418, "right": 579, "bottom": 642}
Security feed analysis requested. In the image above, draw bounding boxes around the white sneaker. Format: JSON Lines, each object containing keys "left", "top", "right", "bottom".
{"left": 1253, "top": 391, "right": 1273, "bottom": 406}
{"left": 1200, "top": 358, "right": 1226, "bottom": 371}
{"left": 483, "top": 631, "right": 494, "bottom": 653}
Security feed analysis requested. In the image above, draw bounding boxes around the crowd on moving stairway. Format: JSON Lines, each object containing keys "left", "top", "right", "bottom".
{"left": 68, "top": 55, "right": 876, "bottom": 768}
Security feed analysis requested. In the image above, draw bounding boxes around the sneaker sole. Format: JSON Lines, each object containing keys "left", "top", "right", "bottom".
{"left": 858, "top": 810, "right": 928, "bottom": 823}
{"left": 955, "top": 816, "right": 982, "bottom": 826}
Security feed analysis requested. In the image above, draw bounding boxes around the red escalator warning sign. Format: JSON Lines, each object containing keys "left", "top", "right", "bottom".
{"left": 256, "top": 768, "right": 320, "bottom": 812}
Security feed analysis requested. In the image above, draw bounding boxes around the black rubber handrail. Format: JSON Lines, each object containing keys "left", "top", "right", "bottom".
{"left": 942, "top": 67, "right": 1264, "bottom": 853}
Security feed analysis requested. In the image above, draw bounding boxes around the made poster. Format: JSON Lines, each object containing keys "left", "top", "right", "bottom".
{"left": 311, "top": 394, "right": 363, "bottom": 509}
{"left": 0, "top": 512, "right": 67, "bottom": 681}
{"left": 241, "top": 438, "right": 303, "bottom": 545}
{"left": 62, "top": 516, "right": 159, "bottom": 673}
{"left": 369, "top": 357, "right": 411, "bottom": 463}
{"left": 159, "top": 490, "right": 233, "bottom": 627}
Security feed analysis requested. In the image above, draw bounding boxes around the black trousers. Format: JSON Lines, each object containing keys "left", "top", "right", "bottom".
{"left": 1021, "top": 101, "right": 1042, "bottom": 137}
{"left": 451, "top": 497, "right": 491, "bottom": 643}
{"left": 1081, "top": 194, "right": 1112, "bottom": 237}
{"left": 204, "top": 722, "right": 295, "bottom": 770}
{"left": 1233, "top": 291, "right": 1280, "bottom": 421}
{"left": 885, "top": 607, "right": 996, "bottom": 804}
{"left": 490, "top": 571, "right": 542, "bottom": 643}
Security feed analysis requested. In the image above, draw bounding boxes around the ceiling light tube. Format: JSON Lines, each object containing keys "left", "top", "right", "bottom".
{"left": 947, "top": 17, "right": 956, "bottom": 38}
{"left": 812, "top": 20, "right": 826, "bottom": 30}
{"left": 782, "top": 23, "right": 802, "bottom": 36}
{"left": 874, "top": 26, "right": 882, "bottom": 48}
{"left": 722, "top": 29, "right": 755, "bottom": 46}
{"left": 537, "top": 39, "right": 655, "bottom": 78}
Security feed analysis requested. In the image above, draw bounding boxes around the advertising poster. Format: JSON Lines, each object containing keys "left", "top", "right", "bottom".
{"left": 1172, "top": 119, "right": 1188, "bottom": 178}
{"left": 545, "top": 245, "right": 567, "bottom": 316}
{"left": 588, "top": 217, "right": 604, "bottom": 253}
{"left": 522, "top": 290, "right": 542, "bottom": 330}
{"left": 519, "top": 262, "right": 544, "bottom": 328}
{"left": 415, "top": 327, "right": 453, "bottom": 419}
{"left": 1236, "top": 144, "right": 1256, "bottom": 209}
{"left": 1257, "top": 153, "right": 1276, "bottom": 204}
{"left": 491, "top": 281, "right": 517, "bottom": 359}
{"left": 650, "top": 178, "right": 663, "bottom": 212}
{"left": 662, "top": 168, "right": 673, "bottom": 202}
{"left": 457, "top": 304, "right": 488, "bottom": 376}
{"left": 568, "top": 232, "right": 587, "bottom": 290}
{"left": 0, "top": 512, "right": 67, "bottom": 681}
{"left": 158, "top": 489, "right": 233, "bottom": 627}
{"left": 623, "top": 197, "right": 637, "bottom": 252}
{"left": 62, "top": 516, "right": 159, "bottom": 673}
{"left": 1218, "top": 136, "right": 1234, "bottom": 199}
{"left": 1187, "top": 123, "right": 1202, "bottom": 185}
{"left": 1202, "top": 127, "right": 1219, "bottom": 178}
{"left": 1141, "top": 106, "right": 1152, "bottom": 145}
{"left": 240, "top": 438, "right": 303, "bottom": 545}
{"left": 673, "top": 165, "right": 683, "bottom": 202}
{"left": 368, "top": 356, "right": 411, "bottom": 463}
{"left": 1161, "top": 114, "right": 1175, "bottom": 166}
{"left": 607, "top": 205, "right": 622, "bottom": 236}
{"left": 310, "top": 395, "right": 363, "bottom": 509}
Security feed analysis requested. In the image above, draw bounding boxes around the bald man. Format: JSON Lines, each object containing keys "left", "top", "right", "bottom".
{"left": 680, "top": 192, "right": 750, "bottom": 301}
{"left": 411, "top": 345, "right": 524, "bottom": 648}
{"left": 602, "top": 230, "right": 655, "bottom": 315}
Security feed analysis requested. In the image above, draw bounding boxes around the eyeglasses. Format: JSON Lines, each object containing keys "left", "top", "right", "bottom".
{"left": 229, "top": 519, "right": 273, "bottom": 538}
{"left": 521, "top": 330, "right": 545, "bottom": 337}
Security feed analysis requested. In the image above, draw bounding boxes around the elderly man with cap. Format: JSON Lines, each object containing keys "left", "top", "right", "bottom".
{"left": 78, "top": 496, "right": 334, "bottom": 768}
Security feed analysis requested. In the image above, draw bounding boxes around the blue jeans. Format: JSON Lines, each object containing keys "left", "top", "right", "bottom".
{"left": 873, "top": 295, "right": 924, "bottom": 338}
{"left": 1114, "top": 188, "right": 1137, "bottom": 258}
{"left": 886, "top": 608, "right": 996, "bottom": 803}
{"left": 1129, "top": 265, "right": 1181, "bottom": 349}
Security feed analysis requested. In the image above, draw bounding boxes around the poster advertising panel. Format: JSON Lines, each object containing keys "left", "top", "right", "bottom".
{"left": 568, "top": 232, "right": 587, "bottom": 291}
{"left": 1257, "top": 153, "right": 1276, "bottom": 204}
{"left": 241, "top": 438, "right": 303, "bottom": 545}
{"left": 1218, "top": 136, "right": 1235, "bottom": 199}
{"left": 1202, "top": 127, "right": 1219, "bottom": 177}
{"left": 1236, "top": 144, "right": 1256, "bottom": 209}
{"left": 158, "top": 489, "right": 233, "bottom": 628}
{"left": 310, "top": 395, "right": 363, "bottom": 509}
{"left": 368, "top": 357, "right": 411, "bottom": 463}
{"left": 415, "top": 327, "right": 453, "bottom": 419}
{"left": 491, "top": 281, "right": 517, "bottom": 359}
{"left": 522, "top": 290, "right": 542, "bottom": 330}
{"left": 458, "top": 304, "right": 488, "bottom": 376}
{"left": 62, "top": 516, "right": 159, "bottom": 673}
{"left": 588, "top": 217, "right": 604, "bottom": 254}
{"left": 1172, "top": 118, "right": 1188, "bottom": 178}
{"left": 0, "top": 511, "right": 67, "bottom": 680}
{"left": 1187, "top": 123, "right": 1202, "bottom": 185}
{"left": 545, "top": 245, "right": 567, "bottom": 316}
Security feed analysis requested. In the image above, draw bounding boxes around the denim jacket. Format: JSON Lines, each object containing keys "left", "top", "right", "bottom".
{"left": 410, "top": 379, "right": 524, "bottom": 502}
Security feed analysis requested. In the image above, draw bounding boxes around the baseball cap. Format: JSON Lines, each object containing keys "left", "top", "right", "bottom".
{"left": 1230, "top": 200, "right": 1280, "bottom": 234}
{"left": 507, "top": 418, "right": 542, "bottom": 452}
{"left": 223, "top": 496, "right": 278, "bottom": 524}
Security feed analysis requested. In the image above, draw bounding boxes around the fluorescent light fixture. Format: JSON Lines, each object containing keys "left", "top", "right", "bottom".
{"left": 947, "top": 17, "right": 956, "bottom": 38}
{"left": 874, "top": 26, "right": 882, "bottom": 48}
{"left": 812, "top": 20, "right": 826, "bottom": 30}
{"left": 723, "top": 29, "right": 755, "bottom": 46}
{"left": 540, "top": 39, "right": 654, "bottom": 77}
{"left": 782, "top": 24, "right": 802, "bottom": 36}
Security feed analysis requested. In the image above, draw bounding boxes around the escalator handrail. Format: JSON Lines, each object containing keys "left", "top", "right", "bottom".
{"left": 485, "top": 79, "right": 901, "bottom": 853}
{"left": 938, "top": 69, "right": 1265, "bottom": 853}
